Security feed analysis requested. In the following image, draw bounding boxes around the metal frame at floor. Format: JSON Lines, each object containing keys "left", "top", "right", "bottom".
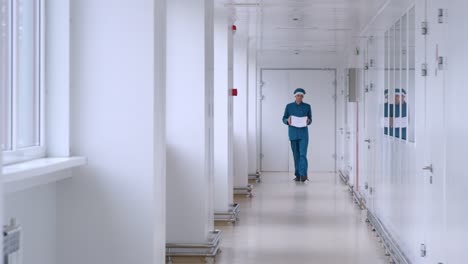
{"left": 338, "top": 170, "right": 349, "bottom": 184}
{"left": 214, "top": 203, "right": 240, "bottom": 223}
{"left": 366, "top": 210, "right": 410, "bottom": 264}
{"left": 338, "top": 169, "right": 410, "bottom": 264}
{"left": 339, "top": 170, "right": 366, "bottom": 210}
{"left": 351, "top": 187, "right": 366, "bottom": 210}
{"left": 166, "top": 230, "right": 222, "bottom": 264}
{"left": 248, "top": 171, "right": 262, "bottom": 183}
{"left": 234, "top": 184, "right": 253, "bottom": 197}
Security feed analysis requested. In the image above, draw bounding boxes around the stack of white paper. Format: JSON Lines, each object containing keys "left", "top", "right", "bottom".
{"left": 290, "top": 116, "right": 308, "bottom": 128}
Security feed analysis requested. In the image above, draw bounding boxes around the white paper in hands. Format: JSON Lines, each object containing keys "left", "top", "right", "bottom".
{"left": 290, "top": 116, "right": 308, "bottom": 128}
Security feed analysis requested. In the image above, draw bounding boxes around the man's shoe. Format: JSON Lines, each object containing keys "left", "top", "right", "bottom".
{"left": 300, "top": 176, "right": 308, "bottom": 182}
{"left": 294, "top": 177, "right": 301, "bottom": 182}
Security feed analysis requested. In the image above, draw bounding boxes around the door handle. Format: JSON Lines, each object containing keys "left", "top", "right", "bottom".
{"left": 422, "top": 165, "right": 433, "bottom": 173}
{"left": 364, "top": 139, "right": 371, "bottom": 143}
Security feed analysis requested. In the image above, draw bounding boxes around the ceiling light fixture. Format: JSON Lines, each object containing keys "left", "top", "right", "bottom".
{"left": 224, "top": 3, "right": 261, "bottom": 7}
{"left": 327, "top": 28, "right": 353, "bottom": 32}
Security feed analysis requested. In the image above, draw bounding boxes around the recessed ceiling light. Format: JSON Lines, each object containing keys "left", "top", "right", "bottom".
{"left": 275, "top": 26, "right": 319, "bottom": 30}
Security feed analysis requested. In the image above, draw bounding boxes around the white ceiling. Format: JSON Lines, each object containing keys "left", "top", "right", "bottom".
{"left": 219, "top": 0, "right": 387, "bottom": 53}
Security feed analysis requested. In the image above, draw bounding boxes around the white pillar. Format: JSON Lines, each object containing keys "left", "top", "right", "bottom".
{"left": 59, "top": 1, "right": 166, "bottom": 263}
{"left": 247, "top": 35, "right": 258, "bottom": 176}
{"left": 154, "top": 0, "right": 167, "bottom": 261}
{"left": 166, "top": 0, "right": 215, "bottom": 244}
{"left": 0, "top": 0, "right": 5, "bottom": 253}
{"left": 233, "top": 27, "right": 250, "bottom": 190}
{"left": 214, "top": 12, "right": 234, "bottom": 212}
{"left": 0, "top": 69, "right": 3, "bottom": 264}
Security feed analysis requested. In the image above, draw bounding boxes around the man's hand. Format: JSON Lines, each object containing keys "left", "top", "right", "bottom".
{"left": 307, "top": 117, "right": 311, "bottom": 125}
{"left": 288, "top": 117, "right": 291, "bottom": 125}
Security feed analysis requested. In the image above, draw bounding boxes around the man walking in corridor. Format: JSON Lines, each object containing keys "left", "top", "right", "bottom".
{"left": 282, "top": 88, "right": 312, "bottom": 183}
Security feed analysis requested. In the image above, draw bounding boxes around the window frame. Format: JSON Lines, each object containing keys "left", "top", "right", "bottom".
{"left": 2, "top": 0, "right": 46, "bottom": 165}
{"left": 383, "top": 5, "right": 416, "bottom": 143}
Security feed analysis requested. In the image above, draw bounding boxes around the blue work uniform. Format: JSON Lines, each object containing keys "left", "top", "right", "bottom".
{"left": 394, "top": 102, "right": 407, "bottom": 140}
{"left": 282, "top": 102, "right": 312, "bottom": 178}
{"left": 384, "top": 103, "right": 394, "bottom": 136}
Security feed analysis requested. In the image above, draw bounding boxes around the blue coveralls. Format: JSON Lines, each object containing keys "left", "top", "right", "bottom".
{"left": 394, "top": 102, "right": 407, "bottom": 140}
{"left": 282, "top": 102, "right": 312, "bottom": 178}
{"left": 385, "top": 103, "right": 407, "bottom": 139}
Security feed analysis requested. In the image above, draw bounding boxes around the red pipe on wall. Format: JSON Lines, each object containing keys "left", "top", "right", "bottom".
{"left": 356, "top": 103, "right": 359, "bottom": 192}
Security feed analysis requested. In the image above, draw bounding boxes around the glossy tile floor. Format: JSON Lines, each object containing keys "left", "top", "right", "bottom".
{"left": 215, "top": 172, "right": 389, "bottom": 264}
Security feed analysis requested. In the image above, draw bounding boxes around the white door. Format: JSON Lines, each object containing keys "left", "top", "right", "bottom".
{"left": 363, "top": 36, "right": 379, "bottom": 210}
{"left": 261, "top": 69, "right": 336, "bottom": 173}
{"left": 359, "top": 40, "right": 370, "bottom": 203}
{"left": 424, "top": 1, "right": 447, "bottom": 262}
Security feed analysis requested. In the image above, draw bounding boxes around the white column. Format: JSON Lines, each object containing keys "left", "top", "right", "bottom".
{"left": 166, "top": 0, "right": 215, "bottom": 244}
{"left": 59, "top": 0, "right": 166, "bottom": 263}
{"left": 233, "top": 27, "right": 250, "bottom": 189}
{"left": 0, "top": 0, "right": 5, "bottom": 256}
{"left": 0, "top": 71, "right": 3, "bottom": 264}
{"left": 154, "top": 0, "right": 167, "bottom": 261}
{"left": 214, "top": 12, "right": 234, "bottom": 212}
{"left": 247, "top": 35, "right": 258, "bottom": 175}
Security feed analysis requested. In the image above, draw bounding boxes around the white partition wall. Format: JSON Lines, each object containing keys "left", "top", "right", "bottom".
{"left": 213, "top": 11, "right": 234, "bottom": 213}
{"left": 58, "top": 1, "right": 166, "bottom": 263}
{"left": 337, "top": 1, "right": 468, "bottom": 263}
{"left": 166, "top": 0, "right": 215, "bottom": 244}
{"left": 233, "top": 26, "right": 250, "bottom": 191}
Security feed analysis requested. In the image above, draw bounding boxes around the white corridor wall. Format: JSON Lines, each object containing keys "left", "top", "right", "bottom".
{"left": 339, "top": 0, "right": 468, "bottom": 263}
{"left": 340, "top": 1, "right": 428, "bottom": 262}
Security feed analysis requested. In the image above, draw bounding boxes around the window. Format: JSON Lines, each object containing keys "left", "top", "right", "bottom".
{"left": 1, "top": 0, "right": 44, "bottom": 165}
{"left": 407, "top": 7, "right": 416, "bottom": 142}
{"left": 383, "top": 6, "right": 416, "bottom": 142}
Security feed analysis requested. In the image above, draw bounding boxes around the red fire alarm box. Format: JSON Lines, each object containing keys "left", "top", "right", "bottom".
{"left": 232, "top": 25, "right": 237, "bottom": 32}
{"left": 231, "top": 88, "right": 238, "bottom": 96}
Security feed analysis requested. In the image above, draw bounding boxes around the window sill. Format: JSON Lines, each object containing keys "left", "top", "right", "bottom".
{"left": 3, "top": 157, "right": 87, "bottom": 194}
